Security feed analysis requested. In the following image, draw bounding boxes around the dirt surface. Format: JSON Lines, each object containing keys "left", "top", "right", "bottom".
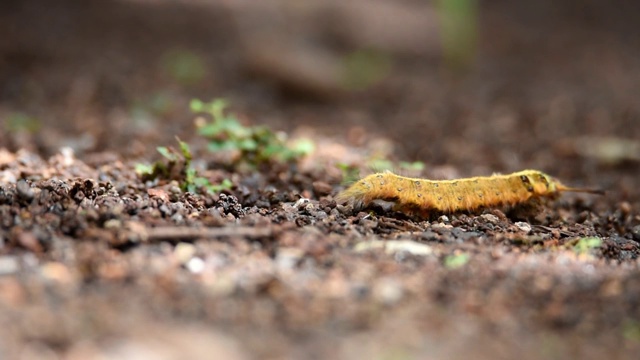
{"left": 1, "top": 1, "right": 640, "bottom": 359}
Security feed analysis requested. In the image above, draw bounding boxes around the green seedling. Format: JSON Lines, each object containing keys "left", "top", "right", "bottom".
{"left": 136, "top": 137, "right": 231, "bottom": 194}
{"left": 444, "top": 252, "right": 470, "bottom": 269}
{"left": 367, "top": 158, "right": 395, "bottom": 173}
{"left": 191, "top": 98, "right": 313, "bottom": 167}
{"left": 337, "top": 163, "right": 362, "bottom": 185}
{"left": 339, "top": 159, "right": 426, "bottom": 186}
{"left": 398, "top": 161, "right": 425, "bottom": 172}
{"left": 572, "top": 237, "right": 602, "bottom": 255}
{"left": 366, "top": 158, "right": 425, "bottom": 173}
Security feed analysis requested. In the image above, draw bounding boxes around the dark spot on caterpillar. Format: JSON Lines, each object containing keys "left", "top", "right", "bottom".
{"left": 417, "top": 193, "right": 422, "bottom": 197}
{"left": 397, "top": 188, "right": 403, "bottom": 192}
{"left": 519, "top": 176, "right": 534, "bottom": 192}
{"left": 377, "top": 174, "right": 383, "bottom": 178}
{"left": 538, "top": 174, "right": 549, "bottom": 188}
{"left": 414, "top": 181, "right": 421, "bottom": 186}
{"left": 437, "top": 196, "right": 443, "bottom": 201}
{"left": 452, "top": 182, "right": 458, "bottom": 186}
{"left": 477, "top": 194, "right": 483, "bottom": 198}
{"left": 380, "top": 181, "right": 385, "bottom": 185}
{"left": 473, "top": 179, "right": 479, "bottom": 184}
{"left": 457, "top": 196, "right": 463, "bottom": 201}
{"left": 434, "top": 183, "right": 439, "bottom": 188}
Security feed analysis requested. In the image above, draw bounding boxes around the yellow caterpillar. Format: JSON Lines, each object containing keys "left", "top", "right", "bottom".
{"left": 336, "top": 170, "right": 603, "bottom": 218}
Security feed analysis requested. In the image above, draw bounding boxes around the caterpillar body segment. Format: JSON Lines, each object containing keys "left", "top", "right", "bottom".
{"left": 335, "top": 170, "right": 603, "bottom": 217}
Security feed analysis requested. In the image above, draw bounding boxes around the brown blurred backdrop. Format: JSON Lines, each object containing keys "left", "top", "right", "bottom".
{"left": 1, "top": 0, "right": 639, "bottom": 173}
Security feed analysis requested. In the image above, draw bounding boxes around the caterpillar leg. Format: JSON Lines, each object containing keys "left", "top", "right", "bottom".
{"left": 506, "top": 198, "right": 545, "bottom": 222}
{"left": 392, "top": 203, "right": 431, "bottom": 221}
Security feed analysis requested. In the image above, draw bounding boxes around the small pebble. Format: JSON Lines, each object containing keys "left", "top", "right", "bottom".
{"left": 104, "top": 219, "right": 122, "bottom": 229}
{"left": 0, "top": 256, "right": 20, "bottom": 275}
{"left": 0, "top": 171, "right": 16, "bottom": 184}
{"left": 312, "top": 181, "right": 333, "bottom": 196}
{"left": 515, "top": 221, "right": 532, "bottom": 234}
{"left": 60, "top": 146, "right": 75, "bottom": 166}
{"left": 147, "top": 188, "right": 170, "bottom": 202}
{"left": 186, "top": 257, "right": 206, "bottom": 274}
{"left": 354, "top": 240, "right": 433, "bottom": 256}
{"left": 17, "top": 231, "right": 42, "bottom": 253}
{"left": 631, "top": 225, "right": 640, "bottom": 242}
{"left": 275, "top": 248, "right": 304, "bottom": 270}
{"left": 481, "top": 214, "right": 500, "bottom": 224}
{"left": 373, "top": 278, "right": 404, "bottom": 305}
{"left": 335, "top": 204, "right": 352, "bottom": 215}
{"left": 294, "top": 198, "right": 310, "bottom": 209}
{"left": 40, "top": 262, "right": 75, "bottom": 284}
{"left": 174, "top": 243, "right": 197, "bottom": 265}
{"left": 16, "top": 180, "right": 34, "bottom": 201}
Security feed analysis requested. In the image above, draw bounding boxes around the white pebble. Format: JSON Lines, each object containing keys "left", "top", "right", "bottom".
{"left": 515, "top": 221, "right": 532, "bottom": 234}
{"left": 481, "top": 214, "right": 500, "bottom": 224}
{"left": 186, "top": 257, "right": 205, "bottom": 273}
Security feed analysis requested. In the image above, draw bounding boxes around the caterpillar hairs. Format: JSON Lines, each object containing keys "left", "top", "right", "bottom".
{"left": 336, "top": 170, "right": 604, "bottom": 218}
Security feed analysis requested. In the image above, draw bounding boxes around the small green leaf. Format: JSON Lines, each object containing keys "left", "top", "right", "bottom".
{"left": 135, "top": 163, "right": 154, "bottom": 175}
{"left": 156, "top": 146, "right": 176, "bottom": 161}
{"left": 368, "top": 158, "right": 394, "bottom": 172}
{"left": 337, "top": 163, "right": 361, "bottom": 185}
{"left": 177, "top": 139, "right": 192, "bottom": 161}
{"left": 289, "top": 138, "right": 315, "bottom": 156}
{"left": 190, "top": 99, "right": 204, "bottom": 112}
{"left": 223, "top": 119, "right": 249, "bottom": 138}
{"left": 237, "top": 138, "right": 258, "bottom": 151}
{"left": 197, "top": 122, "right": 224, "bottom": 137}
{"left": 210, "top": 98, "right": 228, "bottom": 121}
{"left": 185, "top": 167, "right": 196, "bottom": 181}
{"left": 192, "top": 177, "right": 209, "bottom": 187}
{"left": 444, "top": 253, "right": 470, "bottom": 269}
{"left": 262, "top": 144, "right": 286, "bottom": 158}
{"left": 211, "top": 178, "right": 233, "bottom": 193}
{"left": 574, "top": 237, "right": 602, "bottom": 254}
{"left": 399, "top": 161, "right": 425, "bottom": 171}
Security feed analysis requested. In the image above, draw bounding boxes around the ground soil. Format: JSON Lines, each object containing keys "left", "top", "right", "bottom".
{"left": 1, "top": 1, "right": 640, "bottom": 359}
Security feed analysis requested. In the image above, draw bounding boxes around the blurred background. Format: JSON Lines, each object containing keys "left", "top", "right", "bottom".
{"left": 1, "top": 0, "right": 639, "bottom": 180}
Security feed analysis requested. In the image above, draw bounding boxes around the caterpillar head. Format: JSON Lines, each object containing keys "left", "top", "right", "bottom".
{"left": 527, "top": 171, "right": 604, "bottom": 196}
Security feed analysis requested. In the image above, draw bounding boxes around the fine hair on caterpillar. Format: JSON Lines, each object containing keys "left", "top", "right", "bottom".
{"left": 336, "top": 170, "right": 604, "bottom": 218}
